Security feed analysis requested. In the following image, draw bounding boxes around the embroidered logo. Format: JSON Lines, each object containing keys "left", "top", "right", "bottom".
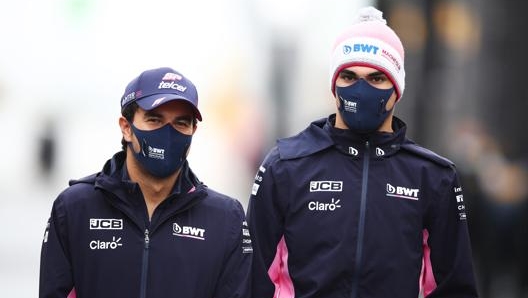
{"left": 308, "top": 198, "right": 342, "bottom": 211}
{"left": 172, "top": 223, "right": 205, "bottom": 240}
{"left": 386, "top": 183, "right": 420, "bottom": 200}
{"left": 89, "top": 218, "right": 123, "bottom": 230}
{"left": 310, "top": 181, "right": 343, "bottom": 192}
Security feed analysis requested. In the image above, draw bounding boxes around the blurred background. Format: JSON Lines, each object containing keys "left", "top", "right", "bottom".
{"left": 0, "top": 0, "right": 526, "bottom": 297}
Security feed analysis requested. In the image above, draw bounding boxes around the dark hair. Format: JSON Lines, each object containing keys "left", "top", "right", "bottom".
{"left": 121, "top": 102, "right": 139, "bottom": 152}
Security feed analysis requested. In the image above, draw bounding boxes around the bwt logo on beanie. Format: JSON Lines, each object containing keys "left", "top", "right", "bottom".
{"left": 330, "top": 6, "right": 405, "bottom": 101}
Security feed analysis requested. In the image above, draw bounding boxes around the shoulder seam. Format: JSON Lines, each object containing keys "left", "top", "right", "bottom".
{"left": 400, "top": 143, "right": 454, "bottom": 168}
{"left": 69, "top": 173, "right": 98, "bottom": 186}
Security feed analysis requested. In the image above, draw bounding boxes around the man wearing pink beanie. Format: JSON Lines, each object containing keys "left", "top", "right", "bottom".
{"left": 247, "top": 6, "right": 479, "bottom": 298}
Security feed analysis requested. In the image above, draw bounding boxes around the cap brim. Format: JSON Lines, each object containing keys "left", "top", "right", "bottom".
{"left": 136, "top": 93, "right": 202, "bottom": 121}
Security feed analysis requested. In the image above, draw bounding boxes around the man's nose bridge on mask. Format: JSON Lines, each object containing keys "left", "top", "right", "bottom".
{"left": 349, "top": 78, "right": 370, "bottom": 89}
{"left": 338, "top": 77, "right": 371, "bottom": 89}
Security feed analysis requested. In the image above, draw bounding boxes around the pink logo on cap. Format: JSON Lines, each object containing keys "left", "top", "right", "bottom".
{"left": 162, "top": 73, "right": 182, "bottom": 81}
{"left": 151, "top": 97, "right": 166, "bottom": 107}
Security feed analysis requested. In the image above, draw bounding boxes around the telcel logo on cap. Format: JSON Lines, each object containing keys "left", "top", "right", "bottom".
{"left": 158, "top": 72, "right": 187, "bottom": 92}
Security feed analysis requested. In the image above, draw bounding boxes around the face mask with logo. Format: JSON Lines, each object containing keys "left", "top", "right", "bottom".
{"left": 336, "top": 79, "right": 395, "bottom": 133}
{"left": 129, "top": 123, "right": 192, "bottom": 178}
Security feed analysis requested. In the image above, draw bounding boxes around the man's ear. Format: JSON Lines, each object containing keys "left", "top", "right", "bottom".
{"left": 119, "top": 116, "right": 133, "bottom": 142}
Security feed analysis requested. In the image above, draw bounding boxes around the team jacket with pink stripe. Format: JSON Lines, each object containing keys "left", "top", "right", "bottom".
{"left": 247, "top": 115, "right": 478, "bottom": 298}
{"left": 39, "top": 152, "right": 252, "bottom": 298}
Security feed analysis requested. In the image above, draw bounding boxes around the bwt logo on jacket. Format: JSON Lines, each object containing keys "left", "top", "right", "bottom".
{"left": 172, "top": 223, "right": 206, "bottom": 240}
{"left": 386, "top": 183, "right": 420, "bottom": 201}
{"left": 89, "top": 218, "right": 123, "bottom": 230}
{"left": 310, "top": 181, "right": 343, "bottom": 192}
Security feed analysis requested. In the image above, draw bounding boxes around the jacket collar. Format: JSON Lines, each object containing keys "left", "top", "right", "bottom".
{"left": 95, "top": 151, "right": 206, "bottom": 210}
{"left": 323, "top": 114, "right": 407, "bottom": 158}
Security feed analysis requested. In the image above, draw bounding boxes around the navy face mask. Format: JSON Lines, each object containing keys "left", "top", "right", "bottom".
{"left": 129, "top": 123, "right": 192, "bottom": 178}
{"left": 336, "top": 79, "right": 395, "bottom": 133}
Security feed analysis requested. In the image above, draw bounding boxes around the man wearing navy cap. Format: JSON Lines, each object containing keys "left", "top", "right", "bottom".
{"left": 39, "top": 67, "right": 252, "bottom": 298}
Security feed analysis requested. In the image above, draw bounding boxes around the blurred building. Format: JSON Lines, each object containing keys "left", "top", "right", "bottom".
{"left": 378, "top": 0, "right": 528, "bottom": 297}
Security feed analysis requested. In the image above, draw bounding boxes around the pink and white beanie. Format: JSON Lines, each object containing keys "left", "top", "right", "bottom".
{"left": 330, "top": 6, "right": 405, "bottom": 101}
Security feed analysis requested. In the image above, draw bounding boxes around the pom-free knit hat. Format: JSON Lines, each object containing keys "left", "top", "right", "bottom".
{"left": 330, "top": 6, "right": 405, "bottom": 100}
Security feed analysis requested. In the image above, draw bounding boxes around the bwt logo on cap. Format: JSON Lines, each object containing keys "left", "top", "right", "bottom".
{"left": 342, "top": 43, "right": 380, "bottom": 55}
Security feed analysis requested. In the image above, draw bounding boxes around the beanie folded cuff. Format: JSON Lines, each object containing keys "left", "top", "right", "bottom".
{"left": 330, "top": 37, "right": 405, "bottom": 100}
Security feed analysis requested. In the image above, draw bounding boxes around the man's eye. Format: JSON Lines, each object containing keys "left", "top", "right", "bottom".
{"left": 369, "top": 76, "right": 386, "bottom": 83}
{"left": 340, "top": 74, "right": 355, "bottom": 80}
{"left": 175, "top": 120, "right": 192, "bottom": 127}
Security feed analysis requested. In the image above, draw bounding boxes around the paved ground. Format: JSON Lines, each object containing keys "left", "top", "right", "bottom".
{"left": 0, "top": 185, "right": 54, "bottom": 297}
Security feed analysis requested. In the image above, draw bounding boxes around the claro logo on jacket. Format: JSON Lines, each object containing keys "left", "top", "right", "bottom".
{"left": 88, "top": 218, "right": 124, "bottom": 250}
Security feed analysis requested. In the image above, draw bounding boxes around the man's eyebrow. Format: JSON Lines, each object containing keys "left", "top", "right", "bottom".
{"left": 367, "top": 71, "right": 386, "bottom": 77}
{"left": 339, "top": 69, "right": 386, "bottom": 77}
{"left": 340, "top": 69, "right": 357, "bottom": 76}
{"left": 144, "top": 110, "right": 162, "bottom": 118}
{"left": 174, "top": 115, "right": 194, "bottom": 122}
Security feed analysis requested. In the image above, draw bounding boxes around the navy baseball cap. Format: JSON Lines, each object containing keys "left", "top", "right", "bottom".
{"left": 120, "top": 67, "right": 202, "bottom": 121}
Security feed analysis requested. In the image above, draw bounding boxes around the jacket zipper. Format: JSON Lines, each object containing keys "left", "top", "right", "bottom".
{"left": 351, "top": 140, "right": 370, "bottom": 298}
{"left": 139, "top": 228, "right": 150, "bottom": 298}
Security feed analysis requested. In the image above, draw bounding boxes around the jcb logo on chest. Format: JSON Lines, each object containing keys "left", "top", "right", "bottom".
{"left": 90, "top": 219, "right": 123, "bottom": 230}
{"left": 310, "top": 181, "right": 343, "bottom": 192}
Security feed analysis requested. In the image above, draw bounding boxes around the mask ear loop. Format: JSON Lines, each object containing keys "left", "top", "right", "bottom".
{"left": 378, "top": 88, "right": 397, "bottom": 116}
{"left": 139, "top": 139, "right": 148, "bottom": 157}
{"left": 128, "top": 122, "right": 148, "bottom": 157}
{"left": 179, "top": 143, "right": 188, "bottom": 162}
{"left": 378, "top": 99, "right": 385, "bottom": 116}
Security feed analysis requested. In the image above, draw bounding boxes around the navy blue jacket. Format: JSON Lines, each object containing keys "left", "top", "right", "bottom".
{"left": 40, "top": 151, "right": 252, "bottom": 298}
{"left": 247, "top": 115, "right": 478, "bottom": 298}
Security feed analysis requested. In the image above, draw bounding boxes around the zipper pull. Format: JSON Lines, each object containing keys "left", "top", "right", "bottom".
{"left": 144, "top": 229, "right": 150, "bottom": 249}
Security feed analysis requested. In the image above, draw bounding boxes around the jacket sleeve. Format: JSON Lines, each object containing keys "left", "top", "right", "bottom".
{"left": 39, "top": 196, "right": 74, "bottom": 298}
{"left": 213, "top": 199, "right": 253, "bottom": 298}
{"left": 246, "top": 147, "right": 288, "bottom": 298}
{"left": 424, "top": 166, "right": 479, "bottom": 297}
